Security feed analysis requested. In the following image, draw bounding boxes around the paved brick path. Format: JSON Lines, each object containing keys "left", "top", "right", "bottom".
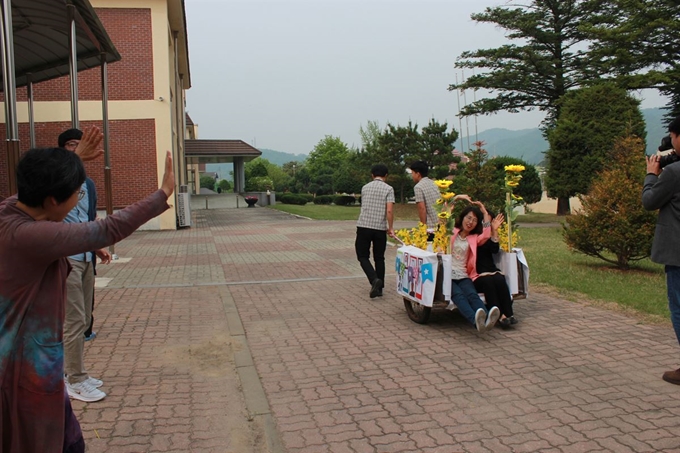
{"left": 83, "top": 207, "right": 680, "bottom": 452}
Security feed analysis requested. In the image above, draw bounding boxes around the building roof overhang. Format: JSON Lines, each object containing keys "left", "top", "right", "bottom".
{"left": 185, "top": 139, "right": 262, "bottom": 164}
{"left": 1, "top": 0, "right": 121, "bottom": 88}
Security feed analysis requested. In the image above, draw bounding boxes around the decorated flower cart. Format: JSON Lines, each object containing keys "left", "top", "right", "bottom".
{"left": 395, "top": 243, "right": 528, "bottom": 324}
{"left": 394, "top": 167, "right": 529, "bottom": 324}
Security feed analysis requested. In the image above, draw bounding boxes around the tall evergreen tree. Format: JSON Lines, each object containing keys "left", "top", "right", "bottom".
{"left": 585, "top": 0, "right": 680, "bottom": 120}
{"left": 449, "top": 0, "right": 606, "bottom": 129}
{"left": 545, "top": 83, "right": 646, "bottom": 214}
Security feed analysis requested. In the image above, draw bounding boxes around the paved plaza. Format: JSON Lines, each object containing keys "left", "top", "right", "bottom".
{"left": 79, "top": 206, "right": 680, "bottom": 452}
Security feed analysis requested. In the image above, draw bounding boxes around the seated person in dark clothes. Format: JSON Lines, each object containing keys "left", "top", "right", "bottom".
{"left": 472, "top": 211, "right": 518, "bottom": 328}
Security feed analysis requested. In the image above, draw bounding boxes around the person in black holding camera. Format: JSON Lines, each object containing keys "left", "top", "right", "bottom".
{"left": 642, "top": 116, "right": 680, "bottom": 385}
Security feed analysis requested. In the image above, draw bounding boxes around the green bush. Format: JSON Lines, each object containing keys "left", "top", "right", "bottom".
{"left": 313, "top": 195, "right": 333, "bottom": 205}
{"left": 301, "top": 193, "right": 315, "bottom": 203}
{"left": 334, "top": 195, "right": 356, "bottom": 206}
{"left": 563, "top": 136, "right": 656, "bottom": 269}
{"left": 279, "top": 194, "right": 308, "bottom": 205}
{"left": 246, "top": 176, "right": 274, "bottom": 192}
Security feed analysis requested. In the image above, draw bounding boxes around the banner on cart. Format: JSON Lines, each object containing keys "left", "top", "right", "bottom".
{"left": 396, "top": 246, "right": 438, "bottom": 307}
{"left": 493, "top": 248, "right": 530, "bottom": 297}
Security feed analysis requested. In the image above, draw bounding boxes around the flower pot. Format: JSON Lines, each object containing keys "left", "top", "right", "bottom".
{"left": 245, "top": 197, "right": 258, "bottom": 207}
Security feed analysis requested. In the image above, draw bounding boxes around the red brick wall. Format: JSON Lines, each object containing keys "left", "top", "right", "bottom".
{"left": 0, "top": 119, "right": 159, "bottom": 208}
{"left": 1, "top": 8, "right": 154, "bottom": 102}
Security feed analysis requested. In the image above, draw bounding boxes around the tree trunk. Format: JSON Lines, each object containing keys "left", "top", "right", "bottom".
{"left": 556, "top": 197, "right": 571, "bottom": 216}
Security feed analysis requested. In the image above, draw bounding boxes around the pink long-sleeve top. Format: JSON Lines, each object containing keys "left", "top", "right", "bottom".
{"left": 449, "top": 225, "right": 491, "bottom": 280}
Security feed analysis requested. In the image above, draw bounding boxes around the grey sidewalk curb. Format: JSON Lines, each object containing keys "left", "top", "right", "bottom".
{"left": 220, "top": 288, "right": 287, "bottom": 453}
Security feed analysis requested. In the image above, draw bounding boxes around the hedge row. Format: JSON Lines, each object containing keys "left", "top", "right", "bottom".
{"left": 278, "top": 194, "right": 308, "bottom": 205}
{"left": 277, "top": 194, "right": 359, "bottom": 206}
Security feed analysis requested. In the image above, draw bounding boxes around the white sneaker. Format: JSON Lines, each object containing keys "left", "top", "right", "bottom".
{"left": 474, "top": 308, "right": 486, "bottom": 332}
{"left": 485, "top": 306, "right": 501, "bottom": 331}
{"left": 66, "top": 380, "right": 106, "bottom": 402}
{"left": 86, "top": 376, "right": 103, "bottom": 388}
{"left": 65, "top": 375, "right": 103, "bottom": 388}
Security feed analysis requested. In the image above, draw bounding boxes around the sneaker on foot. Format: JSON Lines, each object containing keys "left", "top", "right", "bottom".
{"left": 485, "top": 306, "right": 501, "bottom": 331}
{"left": 474, "top": 308, "right": 486, "bottom": 332}
{"left": 370, "top": 279, "right": 383, "bottom": 298}
{"left": 509, "top": 316, "right": 518, "bottom": 325}
{"left": 663, "top": 368, "right": 680, "bottom": 385}
{"left": 86, "top": 376, "right": 103, "bottom": 388}
{"left": 84, "top": 331, "right": 97, "bottom": 341}
{"left": 66, "top": 380, "right": 106, "bottom": 402}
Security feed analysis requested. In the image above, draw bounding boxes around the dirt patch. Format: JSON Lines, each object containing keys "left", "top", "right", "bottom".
{"left": 163, "top": 333, "right": 233, "bottom": 378}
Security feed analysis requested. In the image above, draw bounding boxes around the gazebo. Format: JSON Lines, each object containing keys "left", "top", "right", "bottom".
{"left": 185, "top": 139, "right": 262, "bottom": 193}
{"left": 0, "top": 0, "right": 120, "bottom": 212}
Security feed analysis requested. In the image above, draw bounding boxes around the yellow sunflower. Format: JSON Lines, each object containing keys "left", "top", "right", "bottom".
{"left": 434, "top": 179, "right": 453, "bottom": 189}
{"left": 504, "top": 164, "right": 525, "bottom": 173}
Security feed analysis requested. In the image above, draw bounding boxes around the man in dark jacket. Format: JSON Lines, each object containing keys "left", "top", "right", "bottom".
{"left": 642, "top": 116, "right": 680, "bottom": 385}
{"left": 58, "top": 128, "right": 111, "bottom": 402}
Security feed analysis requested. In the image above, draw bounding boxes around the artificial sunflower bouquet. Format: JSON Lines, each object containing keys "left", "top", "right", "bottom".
{"left": 500, "top": 165, "right": 525, "bottom": 252}
{"left": 394, "top": 179, "right": 456, "bottom": 253}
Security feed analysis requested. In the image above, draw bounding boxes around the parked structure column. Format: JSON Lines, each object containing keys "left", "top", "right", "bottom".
{"left": 26, "top": 74, "right": 35, "bottom": 148}
{"left": 1, "top": 0, "right": 20, "bottom": 194}
{"left": 67, "top": 3, "right": 79, "bottom": 128}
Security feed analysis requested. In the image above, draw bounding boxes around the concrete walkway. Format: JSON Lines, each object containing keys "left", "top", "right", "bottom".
{"left": 82, "top": 206, "right": 680, "bottom": 452}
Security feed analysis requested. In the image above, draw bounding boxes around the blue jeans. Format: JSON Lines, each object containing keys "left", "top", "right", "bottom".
{"left": 452, "top": 278, "right": 487, "bottom": 325}
{"left": 666, "top": 265, "right": 680, "bottom": 346}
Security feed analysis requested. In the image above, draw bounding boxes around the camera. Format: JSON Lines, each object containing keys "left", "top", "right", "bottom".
{"left": 659, "top": 135, "right": 673, "bottom": 152}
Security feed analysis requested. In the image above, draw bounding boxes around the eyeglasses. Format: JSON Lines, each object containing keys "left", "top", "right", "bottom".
{"left": 78, "top": 189, "right": 86, "bottom": 200}
{"left": 64, "top": 140, "right": 80, "bottom": 150}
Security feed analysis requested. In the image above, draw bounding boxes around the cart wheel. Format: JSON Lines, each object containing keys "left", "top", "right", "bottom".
{"left": 403, "top": 298, "right": 431, "bottom": 324}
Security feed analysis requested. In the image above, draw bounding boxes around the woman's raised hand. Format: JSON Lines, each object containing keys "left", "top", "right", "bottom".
{"left": 491, "top": 213, "right": 505, "bottom": 231}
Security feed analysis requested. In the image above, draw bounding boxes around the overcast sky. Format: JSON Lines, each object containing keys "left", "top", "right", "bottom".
{"left": 184, "top": 0, "right": 666, "bottom": 155}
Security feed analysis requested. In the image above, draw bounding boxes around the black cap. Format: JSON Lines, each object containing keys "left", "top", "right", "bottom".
{"left": 58, "top": 128, "right": 83, "bottom": 148}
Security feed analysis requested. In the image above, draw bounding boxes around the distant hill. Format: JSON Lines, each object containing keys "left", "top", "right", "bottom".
{"left": 259, "top": 148, "right": 307, "bottom": 166}
{"left": 205, "top": 148, "right": 307, "bottom": 181}
{"left": 460, "top": 107, "right": 668, "bottom": 165}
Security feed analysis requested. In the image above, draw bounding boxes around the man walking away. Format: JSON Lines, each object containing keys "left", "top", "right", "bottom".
{"left": 356, "top": 164, "right": 395, "bottom": 298}
{"left": 642, "top": 115, "right": 680, "bottom": 385}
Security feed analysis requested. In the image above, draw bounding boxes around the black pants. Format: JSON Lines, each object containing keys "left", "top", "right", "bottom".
{"left": 355, "top": 227, "right": 387, "bottom": 286}
{"left": 474, "top": 273, "right": 514, "bottom": 317}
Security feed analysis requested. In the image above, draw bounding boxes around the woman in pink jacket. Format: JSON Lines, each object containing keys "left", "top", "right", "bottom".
{"left": 448, "top": 199, "right": 500, "bottom": 332}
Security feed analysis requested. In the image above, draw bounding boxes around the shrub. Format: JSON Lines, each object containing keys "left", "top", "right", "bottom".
{"left": 301, "top": 193, "right": 315, "bottom": 203}
{"left": 200, "top": 175, "right": 216, "bottom": 190}
{"left": 313, "top": 195, "right": 333, "bottom": 205}
{"left": 217, "top": 179, "right": 231, "bottom": 192}
{"left": 279, "top": 194, "right": 308, "bottom": 205}
{"left": 334, "top": 195, "right": 356, "bottom": 206}
{"left": 245, "top": 176, "right": 274, "bottom": 192}
{"left": 562, "top": 136, "right": 657, "bottom": 269}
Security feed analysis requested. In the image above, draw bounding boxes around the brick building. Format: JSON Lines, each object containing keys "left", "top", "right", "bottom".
{"left": 0, "top": 0, "right": 190, "bottom": 230}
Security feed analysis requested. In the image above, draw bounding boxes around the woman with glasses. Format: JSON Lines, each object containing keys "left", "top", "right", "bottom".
{"left": 448, "top": 198, "right": 501, "bottom": 332}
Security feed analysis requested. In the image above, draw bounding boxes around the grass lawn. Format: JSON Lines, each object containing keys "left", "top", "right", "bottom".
{"left": 521, "top": 227, "right": 668, "bottom": 321}
{"left": 269, "top": 202, "right": 420, "bottom": 221}
{"left": 269, "top": 202, "right": 668, "bottom": 321}
{"left": 517, "top": 212, "right": 564, "bottom": 224}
